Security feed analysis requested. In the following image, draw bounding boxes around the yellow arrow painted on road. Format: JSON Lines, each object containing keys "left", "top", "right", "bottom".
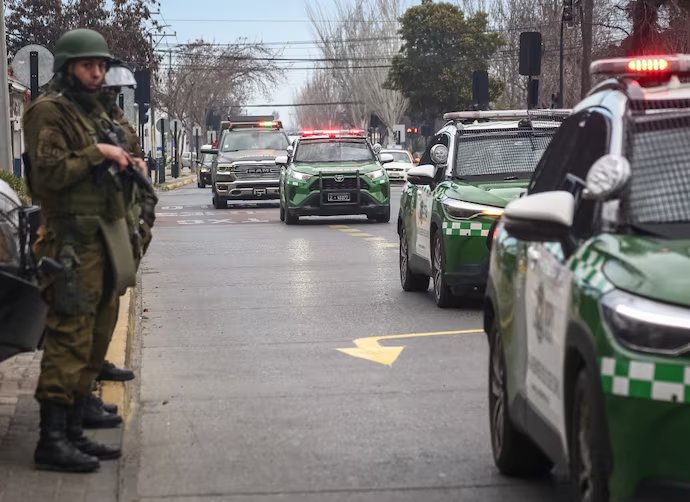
{"left": 337, "top": 329, "right": 484, "bottom": 366}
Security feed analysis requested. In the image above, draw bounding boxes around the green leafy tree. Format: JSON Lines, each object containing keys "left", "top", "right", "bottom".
{"left": 385, "top": 0, "right": 505, "bottom": 121}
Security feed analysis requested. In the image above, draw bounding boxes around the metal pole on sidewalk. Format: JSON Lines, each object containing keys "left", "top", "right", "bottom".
{"left": 0, "top": 1, "right": 15, "bottom": 174}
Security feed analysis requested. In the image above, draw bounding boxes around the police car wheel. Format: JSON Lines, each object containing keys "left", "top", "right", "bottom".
{"left": 285, "top": 210, "right": 299, "bottom": 225}
{"left": 570, "top": 370, "right": 609, "bottom": 502}
{"left": 399, "top": 225, "right": 429, "bottom": 292}
{"left": 488, "top": 322, "right": 553, "bottom": 477}
{"left": 431, "top": 232, "right": 456, "bottom": 308}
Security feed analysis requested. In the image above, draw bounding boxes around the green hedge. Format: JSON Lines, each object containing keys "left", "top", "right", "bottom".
{"left": 0, "top": 170, "right": 30, "bottom": 204}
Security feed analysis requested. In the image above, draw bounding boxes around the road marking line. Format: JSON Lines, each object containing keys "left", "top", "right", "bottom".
{"left": 379, "top": 243, "right": 398, "bottom": 248}
{"left": 339, "top": 228, "right": 362, "bottom": 233}
{"left": 349, "top": 233, "right": 372, "bottom": 237}
{"left": 337, "top": 329, "right": 484, "bottom": 366}
{"left": 365, "top": 237, "right": 387, "bottom": 241}
{"left": 329, "top": 224, "right": 350, "bottom": 229}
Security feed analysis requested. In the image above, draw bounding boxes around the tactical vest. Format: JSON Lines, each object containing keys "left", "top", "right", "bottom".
{"left": 27, "top": 94, "right": 126, "bottom": 223}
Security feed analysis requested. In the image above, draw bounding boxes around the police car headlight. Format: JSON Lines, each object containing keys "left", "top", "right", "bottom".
{"left": 365, "top": 169, "right": 385, "bottom": 180}
{"left": 290, "top": 170, "right": 313, "bottom": 181}
{"left": 601, "top": 290, "right": 690, "bottom": 357}
{"left": 442, "top": 198, "right": 504, "bottom": 220}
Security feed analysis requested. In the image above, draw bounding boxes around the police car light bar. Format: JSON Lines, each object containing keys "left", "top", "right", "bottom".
{"left": 590, "top": 55, "right": 690, "bottom": 77}
{"left": 442, "top": 109, "right": 572, "bottom": 121}
{"left": 300, "top": 129, "right": 364, "bottom": 137}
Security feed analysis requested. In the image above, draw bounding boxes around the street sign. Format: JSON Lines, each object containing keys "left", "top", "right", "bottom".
{"left": 156, "top": 118, "right": 170, "bottom": 134}
{"left": 192, "top": 125, "right": 202, "bottom": 137}
{"left": 11, "top": 45, "right": 54, "bottom": 98}
{"left": 393, "top": 124, "right": 406, "bottom": 144}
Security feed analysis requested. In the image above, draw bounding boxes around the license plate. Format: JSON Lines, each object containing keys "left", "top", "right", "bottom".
{"left": 253, "top": 188, "right": 266, "bottom": 196}
{"left": 328, "top": 193, "right": 350, "bottom": 202}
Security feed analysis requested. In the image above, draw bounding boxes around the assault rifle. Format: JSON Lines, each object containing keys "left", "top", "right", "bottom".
{"left": 97, "top": 124, "right": 158, "bottom": 228}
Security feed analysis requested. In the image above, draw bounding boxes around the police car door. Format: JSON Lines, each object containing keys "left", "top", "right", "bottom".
{"left": 413, "top": 133, "right": 450, "bottom": 265}
{"left": 522, "top": 110, "right": 609, "bottom": 456}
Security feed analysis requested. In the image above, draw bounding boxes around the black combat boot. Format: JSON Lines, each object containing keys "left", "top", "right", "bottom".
{"left": 86, "top": 392, "right": 118, "bottom": 414}
{"left": 82, "top": 394, "right": 123, "bottom": 429}
{"left": 34, "top": 401, "right": 101, "bottom": 473}
{"left": 96, "top": 361, "right": 135, "bottom": 382}
{"left": 67, "top": 398, "right": 122, "bottom": 460}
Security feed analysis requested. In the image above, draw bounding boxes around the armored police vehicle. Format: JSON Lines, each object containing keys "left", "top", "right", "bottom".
{"left": 210, "top": 117, "right": 290, "bottom": 209}
{"left": 485, "top": 55, "right": 690, "bottom": 501}
{"left": 398, "top": 109, "right": 570, "bottom": 307}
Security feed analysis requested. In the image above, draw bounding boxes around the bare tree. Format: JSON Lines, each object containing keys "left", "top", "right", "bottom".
{"left": 480, "top": 0, "right": 628, "bottom": 108}
{"left": 154, "top": 39, "right": 283, "bottom": 151}
{"left": 293, "top": 68, "right": 344, "bottom": 129}
{"left": 305, "top": 0, "right": 411, "bottom": 138}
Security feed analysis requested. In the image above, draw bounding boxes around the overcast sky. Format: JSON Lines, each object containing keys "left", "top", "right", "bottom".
{"left": 156, "top": 0, "right": 340, "bottom": 129}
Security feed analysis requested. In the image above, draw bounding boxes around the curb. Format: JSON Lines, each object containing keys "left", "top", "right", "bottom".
{"left": 100, "top": 287, "right": 136, "bottom": 421}
{"left": 156, "top": 176, "right": 195, "bottom": 191}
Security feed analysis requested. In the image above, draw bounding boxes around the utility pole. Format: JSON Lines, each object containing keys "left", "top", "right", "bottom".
{"left": 0, "top": 1, "right": 15, "bottom": 174}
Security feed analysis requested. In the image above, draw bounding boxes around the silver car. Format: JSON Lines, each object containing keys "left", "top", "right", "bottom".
{"left": 380, "top": 149, "right": 414, "bottom": 181}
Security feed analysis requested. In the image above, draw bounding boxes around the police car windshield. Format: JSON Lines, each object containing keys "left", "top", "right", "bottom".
{"left": 295, "top": 140, "right": 374, "bottom": 163}
{"left": 221, "top": 130, "right": 289, "bottom": 152}
{"left": 454, "top": 131, "right": 555, "bottom": 180}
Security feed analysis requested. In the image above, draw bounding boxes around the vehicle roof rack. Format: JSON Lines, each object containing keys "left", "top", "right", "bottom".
{"left": 442, "top": 109, "right": 572, "bottom": 121}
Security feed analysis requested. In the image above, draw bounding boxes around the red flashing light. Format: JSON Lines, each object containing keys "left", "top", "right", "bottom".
{"left": 413, "top": 127, "right": 418, "bottom": 134}
{"left": 627, "top": 58, "right": 668, "bottom": 72}
{"left": 259, "top": 120, "right": 279, "bottom": 127}
{"left": 212, "top": 140, "right": 217, "bottom": 148}
{"left": 300, "top": 128, "right": 364, "bottom": 137}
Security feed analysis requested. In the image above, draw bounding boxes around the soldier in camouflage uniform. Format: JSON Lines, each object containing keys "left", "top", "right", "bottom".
{"left": 23, "top": 28, "right": 137, "bottom": 473}
{"left": 77, "top": 61, "right": 158, "bottom": 427}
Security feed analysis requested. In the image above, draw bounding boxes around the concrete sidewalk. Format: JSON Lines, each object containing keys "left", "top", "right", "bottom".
{"left": 0, "top": 290, "right": 137, "bottom": 502}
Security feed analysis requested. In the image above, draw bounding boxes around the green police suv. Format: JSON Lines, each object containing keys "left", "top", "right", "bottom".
{"left": 485, "top": 55, "right": 690, "bottom": 501}
{"left": 398, "top": 109, "right": 570, "bottom": 307}
{"left": 276, "top": 129, "right": 392, "bottom": 224}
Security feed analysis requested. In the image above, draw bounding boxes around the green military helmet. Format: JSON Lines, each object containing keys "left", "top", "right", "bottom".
{"left": 53, "top": 28, "right": 114, "bottom": 72}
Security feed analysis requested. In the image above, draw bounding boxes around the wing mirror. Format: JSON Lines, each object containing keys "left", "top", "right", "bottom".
{"left": 275, "top": 156, "right": 289, "bottom": 165}
{"left": 502, "top": 191, "right": 576, "bottom": 254}
{"left": 287, "top": 145, "right": 294, "bottom": 156}
{"left": 380, "top": 153, "right": 394, "bottom": 164}
{"left": 405, "top": 164, "right": 437, "bottom": 186}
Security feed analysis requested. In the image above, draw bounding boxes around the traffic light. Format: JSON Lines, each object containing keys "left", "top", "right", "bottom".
{"left": 138, "top": 102, "right": 149, "bottom": 125}
{"left": 406, "top": 127, "right": 412, "bottom": 134}
{"left": 563, "top": 0, "right": 574, "bottom": 26}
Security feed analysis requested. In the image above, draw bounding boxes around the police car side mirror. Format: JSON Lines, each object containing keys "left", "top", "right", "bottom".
{"left": 502, "top": 191, "right": 575, "bottom": 243}
{"left": 406, "top": 164, "right": 436, "bottom": 186}
{"left": 380, "top": 153, "right": 394, "bottom": 164}
{"left": 275, "top": 156, "right": 289, "bottom": 165}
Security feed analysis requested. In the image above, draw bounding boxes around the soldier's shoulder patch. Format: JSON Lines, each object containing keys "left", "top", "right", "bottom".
{"left": 37, "top": 127, "right": 68, "bottom": 166}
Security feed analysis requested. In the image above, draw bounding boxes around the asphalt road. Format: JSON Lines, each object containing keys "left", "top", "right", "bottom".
{"left": 124, "top": 183, "right": 569, "bottom": 501}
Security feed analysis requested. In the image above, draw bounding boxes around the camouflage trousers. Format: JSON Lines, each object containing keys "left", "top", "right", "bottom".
{"left": 32, "top": 217, "right": 119, "bottom": 405}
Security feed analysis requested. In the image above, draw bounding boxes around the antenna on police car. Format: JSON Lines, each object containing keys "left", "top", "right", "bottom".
{"left": 11, "top": 45, "right": 55, "bottom": 100}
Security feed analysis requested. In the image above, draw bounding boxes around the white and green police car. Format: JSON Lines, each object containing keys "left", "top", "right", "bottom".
{"left": 485, "top": 55, "right": 690, "bottom": 501}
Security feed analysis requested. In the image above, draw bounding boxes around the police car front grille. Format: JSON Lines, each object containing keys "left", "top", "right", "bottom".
{"left": 320, "top": 178, "right": 360, "bottom": 190}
